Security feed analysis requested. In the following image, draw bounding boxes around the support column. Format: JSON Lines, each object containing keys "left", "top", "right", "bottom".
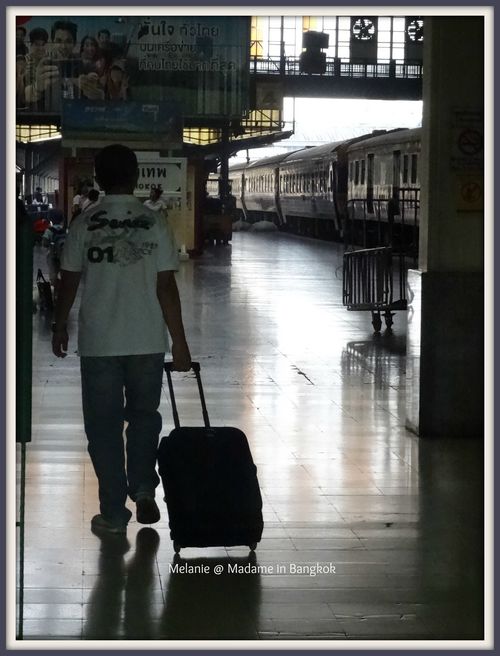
{"left": 406, "top": 17, "right": 484, "bottom": 437}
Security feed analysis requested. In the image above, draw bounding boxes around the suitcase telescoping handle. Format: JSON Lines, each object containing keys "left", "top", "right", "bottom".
{"left": 164, "top": 362, "right": 210, "bottom": 429}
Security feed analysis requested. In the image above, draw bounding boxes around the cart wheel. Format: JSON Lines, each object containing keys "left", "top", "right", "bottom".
{"left": 371, "top": 312, "right": 382, "bottom": 333}
{"left": 384, "top": 311, "right": 394, "bottom": 330}
{"left": 249, "top": 543, "right": 257, "bottom": 551}
{"left": 173, "top": 542, "right": 181, "bottom": 554}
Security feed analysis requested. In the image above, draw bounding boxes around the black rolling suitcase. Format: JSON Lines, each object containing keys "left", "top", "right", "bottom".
{"left": 158, "top": 362, "right": 264, "bottom": 553}
{"left": 36, "top": 268, "right": 53, "bottom": 312}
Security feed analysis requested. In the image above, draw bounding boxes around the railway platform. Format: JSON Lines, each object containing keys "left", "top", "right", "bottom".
{"left": 16, "top": 232, "right": 484, "bottom": 643}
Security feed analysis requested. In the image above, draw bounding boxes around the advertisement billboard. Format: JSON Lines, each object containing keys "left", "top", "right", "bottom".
{"left": 16, "top": 15, "right": 250, "bottom": 119}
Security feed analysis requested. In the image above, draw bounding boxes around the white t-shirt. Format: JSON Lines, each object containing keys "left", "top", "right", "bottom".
{"left": 62, "top": 194, "right": 179, "bottom": 357}
{"left": 144, "top": 197, "right": 168, "bottom": 212}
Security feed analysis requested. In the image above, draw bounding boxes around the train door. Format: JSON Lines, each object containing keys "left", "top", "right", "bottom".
{"left": 367, "top": 153, "right": 374, "bottom": 213}
{"left": 330, "top": 161, "right": 339, "bottom": 207}
{"left": 332, "top": 157, "right": 349, "bottom": 237}
{"left": 392, "top": 150, "right": 401, "bottom": 201}
{"left": 274, "top": 166, "right": 285, "bottom": 225}
{"left": 241, "top": 172, "right": 249, "bottom": 221}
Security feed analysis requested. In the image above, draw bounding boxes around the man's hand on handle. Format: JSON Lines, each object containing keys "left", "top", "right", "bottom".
{"left": 171, "top": 340, "right": 191, "bottom": 371}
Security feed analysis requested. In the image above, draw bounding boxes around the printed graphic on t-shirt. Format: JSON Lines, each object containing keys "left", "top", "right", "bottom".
{"left": 85, "top": 209, "right": 159, "bottom": 267}
{"left": 87, "top": 210, "right": 153, "bottom": 233}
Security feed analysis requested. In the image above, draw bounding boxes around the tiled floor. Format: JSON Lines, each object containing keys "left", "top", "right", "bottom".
{"left": 16, "top": 232, "right": 484, "bottom": 643}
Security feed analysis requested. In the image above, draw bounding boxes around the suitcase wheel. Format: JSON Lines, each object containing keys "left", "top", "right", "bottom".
{"left": 249, "top": 543, "right": 257, "bottom": 551}
{"left": 173, "top": 541, "right": 181, "bottom": 554}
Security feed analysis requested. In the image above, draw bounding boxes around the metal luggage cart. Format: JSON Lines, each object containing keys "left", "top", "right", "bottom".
{"left": 342, "top": 192, "right": 419, "bottom": 332}
{"left": 343, "top": 246, "right": 408, "bottom": 331}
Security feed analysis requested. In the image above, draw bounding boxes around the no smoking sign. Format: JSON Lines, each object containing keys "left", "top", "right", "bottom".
{"left": 456, "top": 175, "right": 483, "bottom": 211}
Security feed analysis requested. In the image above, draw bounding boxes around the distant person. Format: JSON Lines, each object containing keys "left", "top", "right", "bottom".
{"left": 80, "top": 35, "right": 99, "bottom": 73}
{"left": 22, "top": 28, "right": 49, "bottom": 109}
{"left": 97, "top": 28, "right": 123, "bottom": 58}
{"left": 71, "top": 181, "right": 91, "bottom": 221}
{"left": 83, "top": 188, "right": 101, "bottom": 212}
{"left": 16, "top": 25, "right": 27, "bottom": 56}
{"left": 27, "top": 27, "right": 48, "bottom": 63}
{"left": 104, "top": 62, "right": 129, "bottom": 100}
{"left": 94, "top": 48, "right": 112, "bottom": 83}
{"left": 143, "top": 188, "right": 167, "bottom": 213}
{"left": 42, "top": 210, "right": 66, "bottom": 296}
{"left": 51, "top": 20, "right": 78, "bottom": 58}
{"left": 97, "top": 28, "right": 111, "bottom": 51}
{"left": 51, "top": 144, "right": 191, "bottom": 535}
{"left": 33, "top": 186, "right": 46, "bottom": 204}
{"left": 16, "top": 55, "right": 27, "bottom": 108}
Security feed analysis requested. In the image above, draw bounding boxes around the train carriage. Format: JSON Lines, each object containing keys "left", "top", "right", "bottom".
{"left": 277, "top": 141, "right": 344, "bottom": 239}
{"left": 211, "top": 126, "right": 421, "bottom": 252}
{"left": 346, "top": 127, "right": 421, "bottom": 251}
{"left": 343, "top": 127, "right": 421, "bottom": 331}
{"left": 241, "top": 152, "right": 293, "bottom": 225}
{"left": 208, "top": 126, "right": 422, "bottom": 330}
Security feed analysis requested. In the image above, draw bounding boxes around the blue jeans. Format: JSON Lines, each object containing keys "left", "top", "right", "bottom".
{"left": 80, "top": 353, "right": 164, "bottom": 524}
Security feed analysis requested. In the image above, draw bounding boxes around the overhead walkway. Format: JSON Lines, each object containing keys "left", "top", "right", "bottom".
{"left": 251, "top": 56, "right": 422, "bottom": 100}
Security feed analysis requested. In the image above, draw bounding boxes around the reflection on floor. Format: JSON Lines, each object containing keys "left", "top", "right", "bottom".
{"left": 18, "top": 232, "right": 484, "bottom": 642}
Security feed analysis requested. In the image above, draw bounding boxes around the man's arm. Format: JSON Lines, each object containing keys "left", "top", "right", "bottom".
{"left": 52, "top": 270, "right": 81, "bottom": 358}
{"left": 157, "top": 270, "right": 191, "bottom": 371}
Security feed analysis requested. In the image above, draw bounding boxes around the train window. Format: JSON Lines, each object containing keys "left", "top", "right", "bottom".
{"left": 349, "top": 161, "right": 354, "bottom": 182}
{"left": 354, "top": 161, "right": 360, "bottom": 185}
{"left": 411, "top": 154, "right": 418, "bottom": 183}
{"left": 361, "top": 160, "right": 366, "bottom": 185}
{"left": 403, "top": 155, "right": 409, "bottom": 184}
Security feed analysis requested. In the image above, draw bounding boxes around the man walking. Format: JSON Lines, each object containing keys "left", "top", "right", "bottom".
{"left": 52, "top": 144, "right": 191, "bottom": 535}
